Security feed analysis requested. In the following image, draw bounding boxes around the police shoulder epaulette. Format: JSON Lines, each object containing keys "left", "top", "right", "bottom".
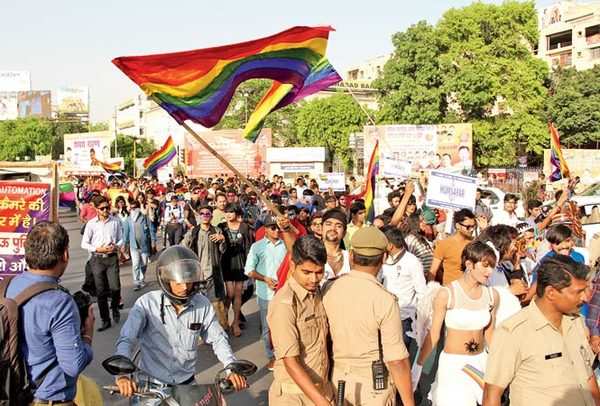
{"left": 276, "top": 285, "right": 295, "bottom": 306}
{"left": 501, "top": 311, "right": 528, "bottom": 332}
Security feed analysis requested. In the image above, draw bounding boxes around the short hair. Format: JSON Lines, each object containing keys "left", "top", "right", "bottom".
{"left": 536, "top": 255, "right": 589, "bottom": 297}
{"left": 453, "top": 208, "right": 475, "bottom": 225}
{"left": 476, "top": 224, "right": 518, "bottom": 258}
{"left": 286, "top": 205, "right": 299, "bottom": 214}
{"left": 382, "top": 226, "right": 407, "bottom": 250}
{"left": 92, "top": 195, "right": 108, "bottom": 207}
{"left": 350, "top": 201, "right": 366, "bottom": 217}
{"left": 199, "top": 205, "right": 213, "bottom": 213}
{"left": 25, "top": 222, "right": 69, "bottom": 270}
{"left": 527, "top": 199, "right": 543, "bottom": 211}
{"left": 352, "top": 252, "right": 385, "bottom": 267}
{"left": 291, "top": 236, "right": 327, "bottom": 266}
{"left": 215, "top": 192, "right": 227, "bottom": 201}
{"left": 325, "top": 195, "right": 337, "bottom": 203}
{"left": 546, "top": 224, "right": 572, "bottom": 245}
{"left": 224, "top": 203, "right": 242, "bottom": 215}
{"left": 461, "top": 240, "right": 497, "bottom": 270}
{"left": 303, "top": 189, "right": 315, "bottom": 196}
{"left": 504, "top": 193, "right": 519, "bottom": 203}
{"left": 387, "top": 191, "right": 401, "bottom": 203}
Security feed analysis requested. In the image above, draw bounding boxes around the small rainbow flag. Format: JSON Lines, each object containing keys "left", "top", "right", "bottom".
{"left": 549, "top": 122, "right": 570, "bottom": 182}
{"left": 91, "top": 157, "right": 121, "bottom": 173}
{"left": 112, "top": 26, "right": 342, "bottom": 142}
{"left": 462, "top": 364, "right": 485, "bottom": 389}
{"left": 144, "top": 136, "right": 176, "bottom": 175}
{"left": 363, "top": 141, "right": 380, "bottom": 223}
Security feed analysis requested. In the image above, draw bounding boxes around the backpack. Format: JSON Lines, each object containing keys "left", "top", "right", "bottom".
{"left": 0, "top": 276, "right": 59, "bottom": 406}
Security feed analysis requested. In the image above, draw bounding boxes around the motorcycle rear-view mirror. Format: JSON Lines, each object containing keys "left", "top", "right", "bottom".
{"left": 102, "top": 355, "right": 138, "bottom": 375}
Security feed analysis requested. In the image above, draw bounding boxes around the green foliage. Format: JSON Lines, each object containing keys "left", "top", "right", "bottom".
{"left": 89, "top": 121, "right": 109, "bottom": 132}
{"left": 294, "top": 94, "right": 368, "bottom": 169}
{"left": 374, "top": 21, "right": 445, "bottom": 124}
{"left": 215, "top": 79, "right": 298, "bottom": 146}
{"left": 0, "top": 118, "right": 87, "bottom": 160}
{"left": 111, "top": 134, "right": 155, "bottom": 176}
{"left": 547, "top": 65, "right": 600, "bottom": 147}
{"left": 376, "top": 1, "right": 550, "bottom": 167}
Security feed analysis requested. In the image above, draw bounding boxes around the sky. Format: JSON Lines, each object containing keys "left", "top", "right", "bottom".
{"left": 2, "top": 0, "right": 558, "bottom": 122}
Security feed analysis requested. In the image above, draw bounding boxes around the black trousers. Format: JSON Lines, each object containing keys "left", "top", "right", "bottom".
{"left": 90, "top": 254, "right": 121, "bottom": 322}
{"left": 166, "top": 223, "right": 183, "bottom": 247}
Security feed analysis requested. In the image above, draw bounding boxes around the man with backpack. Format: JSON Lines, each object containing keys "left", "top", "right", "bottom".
{"left": 0, "top": 221, "right": 94, "bottom": 406}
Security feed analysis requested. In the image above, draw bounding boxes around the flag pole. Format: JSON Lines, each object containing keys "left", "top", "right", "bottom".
{"left": 180, "top": 121, "right": 282, "bottom": 216}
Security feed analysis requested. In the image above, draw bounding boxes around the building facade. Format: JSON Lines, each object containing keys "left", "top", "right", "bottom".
{"left": 538, "top": 0, "right": 600, "bottom": 70}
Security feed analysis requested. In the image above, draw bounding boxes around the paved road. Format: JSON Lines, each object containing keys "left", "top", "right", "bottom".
{"left": 59, "top": 210, "right": 272, "bottom": 405}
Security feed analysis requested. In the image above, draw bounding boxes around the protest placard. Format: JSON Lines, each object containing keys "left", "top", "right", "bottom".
{"left": 425, "top": 170, "right": 477, "bottom": 211}
{"left": 0, "top": 181, "right": 51, "bottom": 278}
{"left": 381, "top": 155, "right": 412, "bottom": 178}
{"left": 318, "top": 173, "right": 346, "bottom": 192}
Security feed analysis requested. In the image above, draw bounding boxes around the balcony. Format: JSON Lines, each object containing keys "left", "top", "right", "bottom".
{"left": 586, "top": 25, "right": 600, "bottom": 45}
{"left": 547, "top": 30, "right": 573, "bottom": 51}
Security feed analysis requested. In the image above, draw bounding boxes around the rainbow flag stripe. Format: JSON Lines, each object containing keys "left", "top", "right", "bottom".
{"left": 112, "top": 26, "right": 341, "bottom": 142}
{"left": 462, "top": 364, "right": 485, "bottom": 389}
{"left": 363, "top": 141, "right": 380, "bottom": 223}
{"left": 549, "top": 122, "right": 570, "bottom": 181}
{"left": 144, "top": 136, "right": 176, "bottom": 175}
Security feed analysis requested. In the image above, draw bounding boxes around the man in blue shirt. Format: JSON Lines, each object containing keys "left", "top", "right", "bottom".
{"left": 5, "top": 221, "right": 94, "bottom": 404}
{"left": 114, "top": 246, "right": 246, "bottom": 404}
{"left": 244, "top": 215, "right": 287, "bottom": 370}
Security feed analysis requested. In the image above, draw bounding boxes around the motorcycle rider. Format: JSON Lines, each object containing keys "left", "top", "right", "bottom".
{"left": 113, "top": 246, "right": 247, "bottom": 405}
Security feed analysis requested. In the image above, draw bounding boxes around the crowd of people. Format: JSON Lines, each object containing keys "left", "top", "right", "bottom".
{"left": 2, "top": 169, "right": 600, "bottom": 406}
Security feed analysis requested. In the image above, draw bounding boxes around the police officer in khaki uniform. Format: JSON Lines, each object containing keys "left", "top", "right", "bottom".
{"left": 483, "top": 255, "right": 600, "bottom": 406}
{"left": 268, "top": 236, "right": 334, "bottom": 405}
{"left": 323, "top": 227, "right": 414, "bottom": 406}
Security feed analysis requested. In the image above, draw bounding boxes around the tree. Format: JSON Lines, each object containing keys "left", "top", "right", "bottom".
{"left": 376, "top": 1, "right": 550, "bottom": 166}
{"left": 374, "top": 21, "right": 445, "bottom": 124}
{"left": 215, "top": 79, "right": 298, "bottom": 146}
{"left": 89, "top": 121, "right": 109, "bottom": 132}
{"left": 0, "top": 118, "right": 87, "bottom": 160}
{"left": 547, "top": 65, "right": 600, "bottom": 147}
{"left": 111, "top": 134, "right": 155, "bottom": 176}
{"left": 294, "top": 94, "right": 368, "bottom": 169}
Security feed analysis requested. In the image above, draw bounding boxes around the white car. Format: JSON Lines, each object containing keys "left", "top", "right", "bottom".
{"left": 478, "top": 186, "right": 526, "bottom": 221}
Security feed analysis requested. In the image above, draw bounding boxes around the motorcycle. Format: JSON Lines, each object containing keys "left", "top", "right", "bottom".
{"left": 102, "top": 355, "right": 257, "bottom": 406}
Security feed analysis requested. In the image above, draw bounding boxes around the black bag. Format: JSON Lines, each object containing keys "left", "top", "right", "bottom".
{"left": 0, "top": 276, "right": 58, "bottom": 406}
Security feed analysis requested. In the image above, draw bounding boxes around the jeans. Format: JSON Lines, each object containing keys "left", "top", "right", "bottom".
{"left": 257, "top": 297, "right": 274, "bottom": 359}
{"left": 90, "top": 254, "right": 121, "bottom": 322}
{"left": 166, "top": 223, "right": 183, "bottom": 247}
{"left": 130, "top": 248, "right": 149, "bottom": 285}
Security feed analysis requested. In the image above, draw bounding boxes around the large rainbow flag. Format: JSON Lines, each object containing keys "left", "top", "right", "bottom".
{"left": 144, "top": 136, "right": 176, "bottom": 175}
{"left": 549, "top": 122, "right": 570, "bottom": 181}
{"left": 112, "top": 26, "right": 342, "bottom": 142}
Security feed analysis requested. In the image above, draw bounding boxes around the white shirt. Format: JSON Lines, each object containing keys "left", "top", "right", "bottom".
{"left": 322, "top": 250, "right": 351, "bottom": 286}
{"left": 380, "top": 250, "right": 426, "bottom": 321}
{"left": 490, "top": 210, "right": 520, "bottom": 227}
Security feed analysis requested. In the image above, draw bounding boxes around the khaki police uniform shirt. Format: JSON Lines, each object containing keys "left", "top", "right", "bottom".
{"left": 323, "top": 270, "right": 409, "bottom": 371}
{"left": 268, "top": 276, "right": 329, "bottom": 385}
{"left": 485, "top": 299, "right": 596, "bottom": 406}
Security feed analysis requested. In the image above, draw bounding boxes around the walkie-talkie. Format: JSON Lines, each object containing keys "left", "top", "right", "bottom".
{"left": 371, "top": 329, "right": 388, "bottom": 390}
{"left": 336, "top": 380, "right": 346, "bottom": 406}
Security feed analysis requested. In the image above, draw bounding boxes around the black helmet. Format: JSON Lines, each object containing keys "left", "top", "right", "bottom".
{"left": 156, "top": 246, "right": 204, "bottom": 305}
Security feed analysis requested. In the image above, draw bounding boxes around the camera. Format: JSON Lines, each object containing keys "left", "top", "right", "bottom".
{"left": 72, "top": 290, "right": 92, "bottom": 327}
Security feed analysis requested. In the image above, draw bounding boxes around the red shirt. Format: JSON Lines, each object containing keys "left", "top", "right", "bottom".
{"left": 79, "top": 203, "right": 97, "bottom": 222}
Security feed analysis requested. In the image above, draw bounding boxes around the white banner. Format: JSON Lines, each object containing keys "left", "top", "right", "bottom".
{"left": 318, "top": 172, "right": 346, "bottom": 192}
{"left": 425, "top": 170, "right": 477, "bottom": 211}
{"left": 381, "top": 155, "right": 412, "bottom": 178}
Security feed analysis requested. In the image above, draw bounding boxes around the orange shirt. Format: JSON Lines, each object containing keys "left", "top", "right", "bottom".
{"left": 433, "top": 234, "right": 471, "bottom": 285}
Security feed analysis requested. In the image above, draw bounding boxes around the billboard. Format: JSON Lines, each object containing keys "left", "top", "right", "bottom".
{"left": 63, "top": 131, "right": 114, "bottom": 169}
{"left": 56, "top": 86, "right": 89, "bottom": 114}
{"left": 0, "top": 92, "right": 18, "bottom": 121}
{"left": 17, "top": 91, "right": 52, "bottom": 118}
{"left": 544, "top": 149, "right": 600, "bottom": 183}
{"left": 0, "top": 71, "right": 31, "bottom": 92}
{"left": 185, "top": 129, "right": 272, "bottom": 177}
{"left": 363, "top": 123, "right": 473, "bottom": 175}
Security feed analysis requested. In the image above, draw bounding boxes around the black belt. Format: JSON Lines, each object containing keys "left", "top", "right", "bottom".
{"left": 91, "top": 252, "right": 117, "bottom": 258}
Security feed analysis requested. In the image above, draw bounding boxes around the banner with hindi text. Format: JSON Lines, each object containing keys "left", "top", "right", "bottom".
{"left": 0, "top": 181, "right": 51, "bottom": 278}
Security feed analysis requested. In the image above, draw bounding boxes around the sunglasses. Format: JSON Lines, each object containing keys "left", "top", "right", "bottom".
{"left": 97, "top": 206, "right": 109, "bottom": 211}
{"left": 459, "top": 223, "right": 476, "bottom": 230}
{"left": 267, "top": 225, "right": 279, "bottom": 231}
{"left": 199, "top": 212, "right": 212, "bottom": 216}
